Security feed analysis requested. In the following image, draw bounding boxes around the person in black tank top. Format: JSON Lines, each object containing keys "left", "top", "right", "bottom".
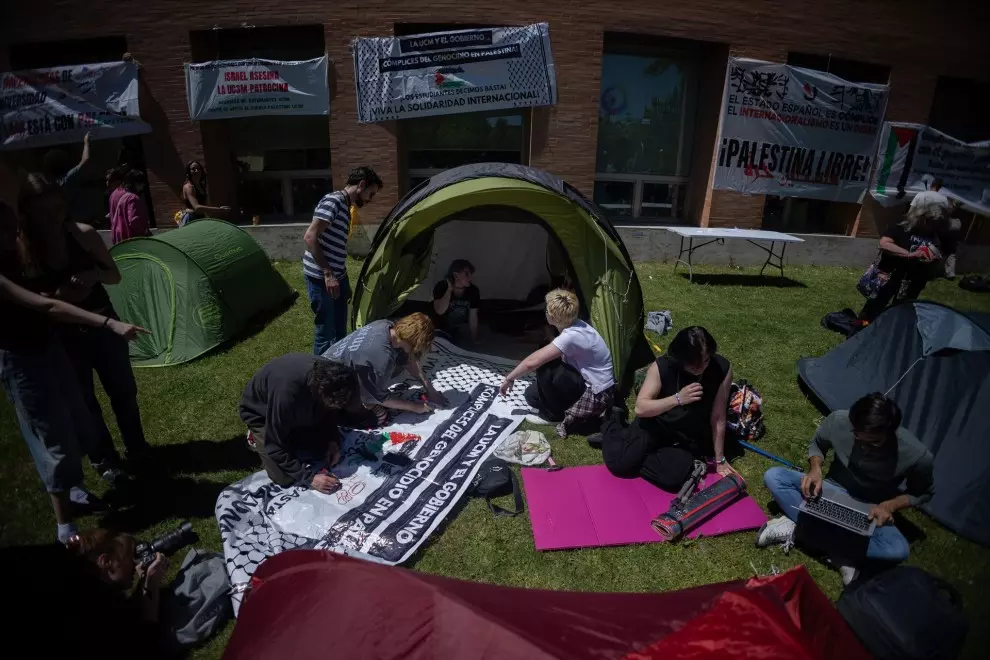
{"left": 601, "top": 326, "right": 735, "bottom": 489}
{"left": 19, "top": 177, "right": 150, "bottom": 481}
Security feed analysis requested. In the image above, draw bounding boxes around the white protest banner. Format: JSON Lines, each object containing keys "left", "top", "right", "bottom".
{"left": 185, "top": 56, "right": 329, "bottom": 120}
{"left": 353, "top": 23, "right": 556, "bottom": 123}
{"left": 1, "top": 61, "right": 149, "bottom": 150}
{"left": 871, "top": 123, "right": 990, "bottom": 216}
{"left": 713, "top": 58, "right": 889, "bottom": 202}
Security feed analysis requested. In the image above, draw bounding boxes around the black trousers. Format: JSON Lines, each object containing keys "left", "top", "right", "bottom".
{"left": 525, "top": 360, "right": 585, "bottom": 423}
{"left": 859, "top": 267, "right": 930, "bottom": 322}
{"left": 601, "top": 417, "right": 695, "bottom": 492}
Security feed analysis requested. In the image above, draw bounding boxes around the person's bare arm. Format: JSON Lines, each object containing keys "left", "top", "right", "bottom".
{"left": 79, "top": 132, "right": 91, "bottom": 168}
{"left": 381, "top": 397, "right": 432, "bottom": 414}
{"left": 303, "top": 217, "right": 339, "bottom": 295}
{"left": 499, "top": 344, "right": 562, "bottom": 395}
{"left": 182, "top": 183, "right": 227, "bottom": 216}
{"left": 711, "top": 366, "right": 733, "bottom": 464}
{"left": 0, "top": 273, "right": 147, "bottom": 338}
{"left": 634, "top": 362, "right": 703, "bottom": 418}
{"left": 433, "top": 279, "right": 453, "bottom": 315}
{"left": 70, "top": 223, "right": 121, "bottom": 285}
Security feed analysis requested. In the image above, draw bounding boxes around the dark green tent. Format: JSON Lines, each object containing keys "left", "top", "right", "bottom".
{"left": 352, "top": 163, "right": 651, "bottom": 386}
{"left": 106, "top": 219, "right": 295, "bottom": 367}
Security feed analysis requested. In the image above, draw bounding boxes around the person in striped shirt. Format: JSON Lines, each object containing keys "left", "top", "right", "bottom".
{"left": 303, "top": 167, "right": 383, "bottom": 355}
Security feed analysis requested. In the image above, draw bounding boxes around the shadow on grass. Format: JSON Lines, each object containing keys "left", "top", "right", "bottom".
{"left": 679, "top": 273, "right": 807, "bottom": 288}
{"left": 96, "top": 435, "right": 259, "bottom": 532}
{"left": 146, "top": 434, "right": 259, "bottom": 475}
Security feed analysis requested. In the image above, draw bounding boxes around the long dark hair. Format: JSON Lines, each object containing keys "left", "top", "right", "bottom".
{"left": 184, "top": 160, "right": 207, "bottom": 203}
{"left": 666, "top": 326, "right": 717, "bottom": 367}
{"left": 16, "top": 172, "right": 64, "bottom": 275}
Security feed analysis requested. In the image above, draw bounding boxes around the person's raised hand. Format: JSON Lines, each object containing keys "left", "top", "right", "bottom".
{"left": 83, "top": 131, "right": 91, "bottom": 146}
{"left": 499, "top": 378, "right": 514, "bottom": 397}
{"left": 107, "top": 318, "right": 151, "bottom": 341}
{"left": 143, "top": 553, "right": 169, "bottom": 591}
{"left": 311, "top": 472, "right": 340, "bottom": 494}
{"left": 800, "top": 469, "right": 823, "bottom": 499}
{"left": 869, "top": 503, "right": 894, "bottom": 527}
{"left": 678, "top": 382, "right": 703, "bottom": 405}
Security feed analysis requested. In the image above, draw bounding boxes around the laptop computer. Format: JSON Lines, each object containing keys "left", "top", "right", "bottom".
{"left": 798, "top": 482, "right": 877, "bottom": 537}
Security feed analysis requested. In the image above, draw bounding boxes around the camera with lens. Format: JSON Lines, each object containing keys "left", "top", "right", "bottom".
{"left": 134, "top": 521, "right": 196, "bottom": 568}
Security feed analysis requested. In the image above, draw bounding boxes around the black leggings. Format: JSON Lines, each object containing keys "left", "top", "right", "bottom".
{"left": 601, "top": 418, "right": 696, "bottom": 492}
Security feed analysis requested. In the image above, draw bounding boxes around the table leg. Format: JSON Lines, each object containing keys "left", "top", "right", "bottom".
{"left": 673, "top": 236, "right": 695, "bottom": 281}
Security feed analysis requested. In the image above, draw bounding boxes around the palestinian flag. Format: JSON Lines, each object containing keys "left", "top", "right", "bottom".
{"left": 874, "top": 124, "right": 919, "bottom": 197}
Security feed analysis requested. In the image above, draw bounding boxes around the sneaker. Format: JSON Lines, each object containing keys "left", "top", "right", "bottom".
{"left": 587, "top": 432, "right": 603, "bottom": 448}
{"left": 838, "top": 564, "right": 860, "bottom": 586}
{"left": 754, "top": 515, "right": 796, "bottom": 552}
{"left": 555, "top": 422, "right": 568, "bottom": 439}
{"left": 100, "top": 466, "right": 130, "bottom": 489}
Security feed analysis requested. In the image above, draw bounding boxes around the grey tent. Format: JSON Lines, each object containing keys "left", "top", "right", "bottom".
{"left": 798, "top": 301, "right": 990, "bottom": 546}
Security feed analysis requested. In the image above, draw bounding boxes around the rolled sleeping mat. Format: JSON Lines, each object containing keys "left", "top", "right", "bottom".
{"left": 651, "top": 472, "right": 747, "bottom": 542}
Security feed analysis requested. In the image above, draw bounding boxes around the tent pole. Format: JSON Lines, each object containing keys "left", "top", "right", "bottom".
{"left": 737, "top": 441, "right": 800, "bottom": 470}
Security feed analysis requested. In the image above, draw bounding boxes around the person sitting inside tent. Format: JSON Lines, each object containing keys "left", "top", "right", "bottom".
{"left": 239, "top": 354, "right": 358, "bottom": 493}
{"left": 756, "top": 393, "right": 935, "bottom": 585}
{"left": 432, "top": 259, "right": 480, "bottom": 345}
{"left": 325, "top": 312, "right": 446, "bottom": 426}
{"left": 600, "top": 326, "right": 735, "bottom": 488}
{"left": 499, "top": 289, "right": 614, "bottom": 438}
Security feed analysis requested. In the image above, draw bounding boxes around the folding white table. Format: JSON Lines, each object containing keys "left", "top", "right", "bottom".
{"left": 665, "top": 227, "right": 804, "bottom": 281}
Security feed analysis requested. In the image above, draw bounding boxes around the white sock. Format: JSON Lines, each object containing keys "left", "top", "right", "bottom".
{"left": 57, "top": 522, "right": 78, "bottom": 544}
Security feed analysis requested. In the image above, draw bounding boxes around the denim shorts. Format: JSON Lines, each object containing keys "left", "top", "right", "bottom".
{"left": 0, "top": 342, "right": 91, "bottom": 492}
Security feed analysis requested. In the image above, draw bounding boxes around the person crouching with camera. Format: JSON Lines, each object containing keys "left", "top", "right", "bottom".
{"left": 3, "top": 528, "right": 167, "bottom": 657}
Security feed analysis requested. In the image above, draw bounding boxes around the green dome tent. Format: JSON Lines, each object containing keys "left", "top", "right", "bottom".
{"left": 106, "top": 219, "right": 295, "bottom": 367}
{"left": 352, "top": 163, "right": 652, "bottom": 386}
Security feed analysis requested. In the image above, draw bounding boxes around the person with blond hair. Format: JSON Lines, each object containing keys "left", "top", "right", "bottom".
{"left": 500, "top": 289, "right": 614, "bottom": 438}
{"left": 325, "top": 312, "right": 447, "bottom": 426}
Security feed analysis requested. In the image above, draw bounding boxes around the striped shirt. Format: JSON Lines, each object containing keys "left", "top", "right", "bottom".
{"left": 303, "top": 191, "right": 350, "bottom": 280}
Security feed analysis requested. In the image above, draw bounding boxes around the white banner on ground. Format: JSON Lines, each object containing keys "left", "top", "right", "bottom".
{"left": 870, "top": 123, "right": 990, "bottom": 216}
{"left": 352, "top": 23, "right": 557, "bottom": 123}
{"left": 217, "top": 339, "right": 533, "bottom": 614}
{"left": 713, "top": 58, "right": 889, "bottom": 202}
{"left": 185, "top": 56, "right": 329, "bottom": 120}
{"left": 1, "top": 61, "right": 149, "bottom": 150}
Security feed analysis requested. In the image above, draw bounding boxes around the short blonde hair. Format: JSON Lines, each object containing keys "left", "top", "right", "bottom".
{"left": 394, "top": 312, "right": 434, "bottom": 358}
{"left": 545, "top": 288, "right": 579, "bottom": 327}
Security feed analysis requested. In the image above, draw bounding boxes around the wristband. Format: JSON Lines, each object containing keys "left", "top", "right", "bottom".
{"left": 675, "top": 393, "right": 682, "bottom": 406}
{"left": 716, "top": 456, "right": 727, "bottom": 465}
{"left": 102, "top": 316, "right": 110, "bottom": 328}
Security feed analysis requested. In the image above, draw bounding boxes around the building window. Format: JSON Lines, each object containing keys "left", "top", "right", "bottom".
{"left": 594, "top": 48, "right": 699, "bottom": 221}
{"left": 230, "top": 116, "right": 331, "bottom": 222}
{"left": 404, "top": 110, "right": 527, "bottom": 190}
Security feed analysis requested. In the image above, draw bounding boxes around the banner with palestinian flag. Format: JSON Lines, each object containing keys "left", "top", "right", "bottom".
{"left": 871, "top": 122, "right": 990, "bottom": 215}
{"left": 352, "top": 23, "right": 556, "bottom": 122}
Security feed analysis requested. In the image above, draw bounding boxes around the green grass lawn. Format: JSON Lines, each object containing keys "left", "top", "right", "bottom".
{"left": 2, "top": 261, "right": 989, "bottom": 658}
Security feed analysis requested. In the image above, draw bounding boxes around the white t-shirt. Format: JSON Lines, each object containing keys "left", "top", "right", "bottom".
{"left": 552, "top": 320, "right": 615, "bottom": 394}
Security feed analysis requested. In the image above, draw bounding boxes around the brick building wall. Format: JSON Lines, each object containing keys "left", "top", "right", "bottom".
{"left": 3, "top": 1, "right": 988, "bottom": 234}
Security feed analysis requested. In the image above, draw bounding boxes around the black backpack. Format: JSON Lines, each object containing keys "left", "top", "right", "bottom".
{"left": 837, "top": 566, "right": 968, "bottom": 660}
{"left": 468, "top": 458, "right": 523, "bottom": 517}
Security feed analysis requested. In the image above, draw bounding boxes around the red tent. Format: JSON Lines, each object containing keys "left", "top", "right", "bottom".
{"left": 224, "top": 550, "right": 868, "bottom": 660}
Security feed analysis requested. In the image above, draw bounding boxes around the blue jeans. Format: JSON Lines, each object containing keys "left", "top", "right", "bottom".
{"left": 763, "top": 466, "right": 910, "bottom": 562}
{"left": 61, "top": 316, "right": 149, "bottom": 465}
{"left": 0, "top": 342, "right": 95, "bottom": 492}
{"left": 305, "top": 275, "right": 350, "bottom": 356}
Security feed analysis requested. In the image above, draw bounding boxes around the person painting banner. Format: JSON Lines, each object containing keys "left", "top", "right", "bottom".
{"left": 712, "top": 58, "right": 889, "bottom": 202}
{"left": 870, "top": 122, "right": 990, "bottom": 216}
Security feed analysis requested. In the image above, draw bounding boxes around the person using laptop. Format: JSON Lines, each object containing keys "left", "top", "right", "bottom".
{"left": 755, "top": 393, "right": 934, "bottom": 584}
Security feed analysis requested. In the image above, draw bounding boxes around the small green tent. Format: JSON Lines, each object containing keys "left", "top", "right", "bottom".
{"left": 106, "top": 219, "right": 295, "bottom": 367}
{"left": 353, "top": 163, "right": 651, "bottom": 386}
